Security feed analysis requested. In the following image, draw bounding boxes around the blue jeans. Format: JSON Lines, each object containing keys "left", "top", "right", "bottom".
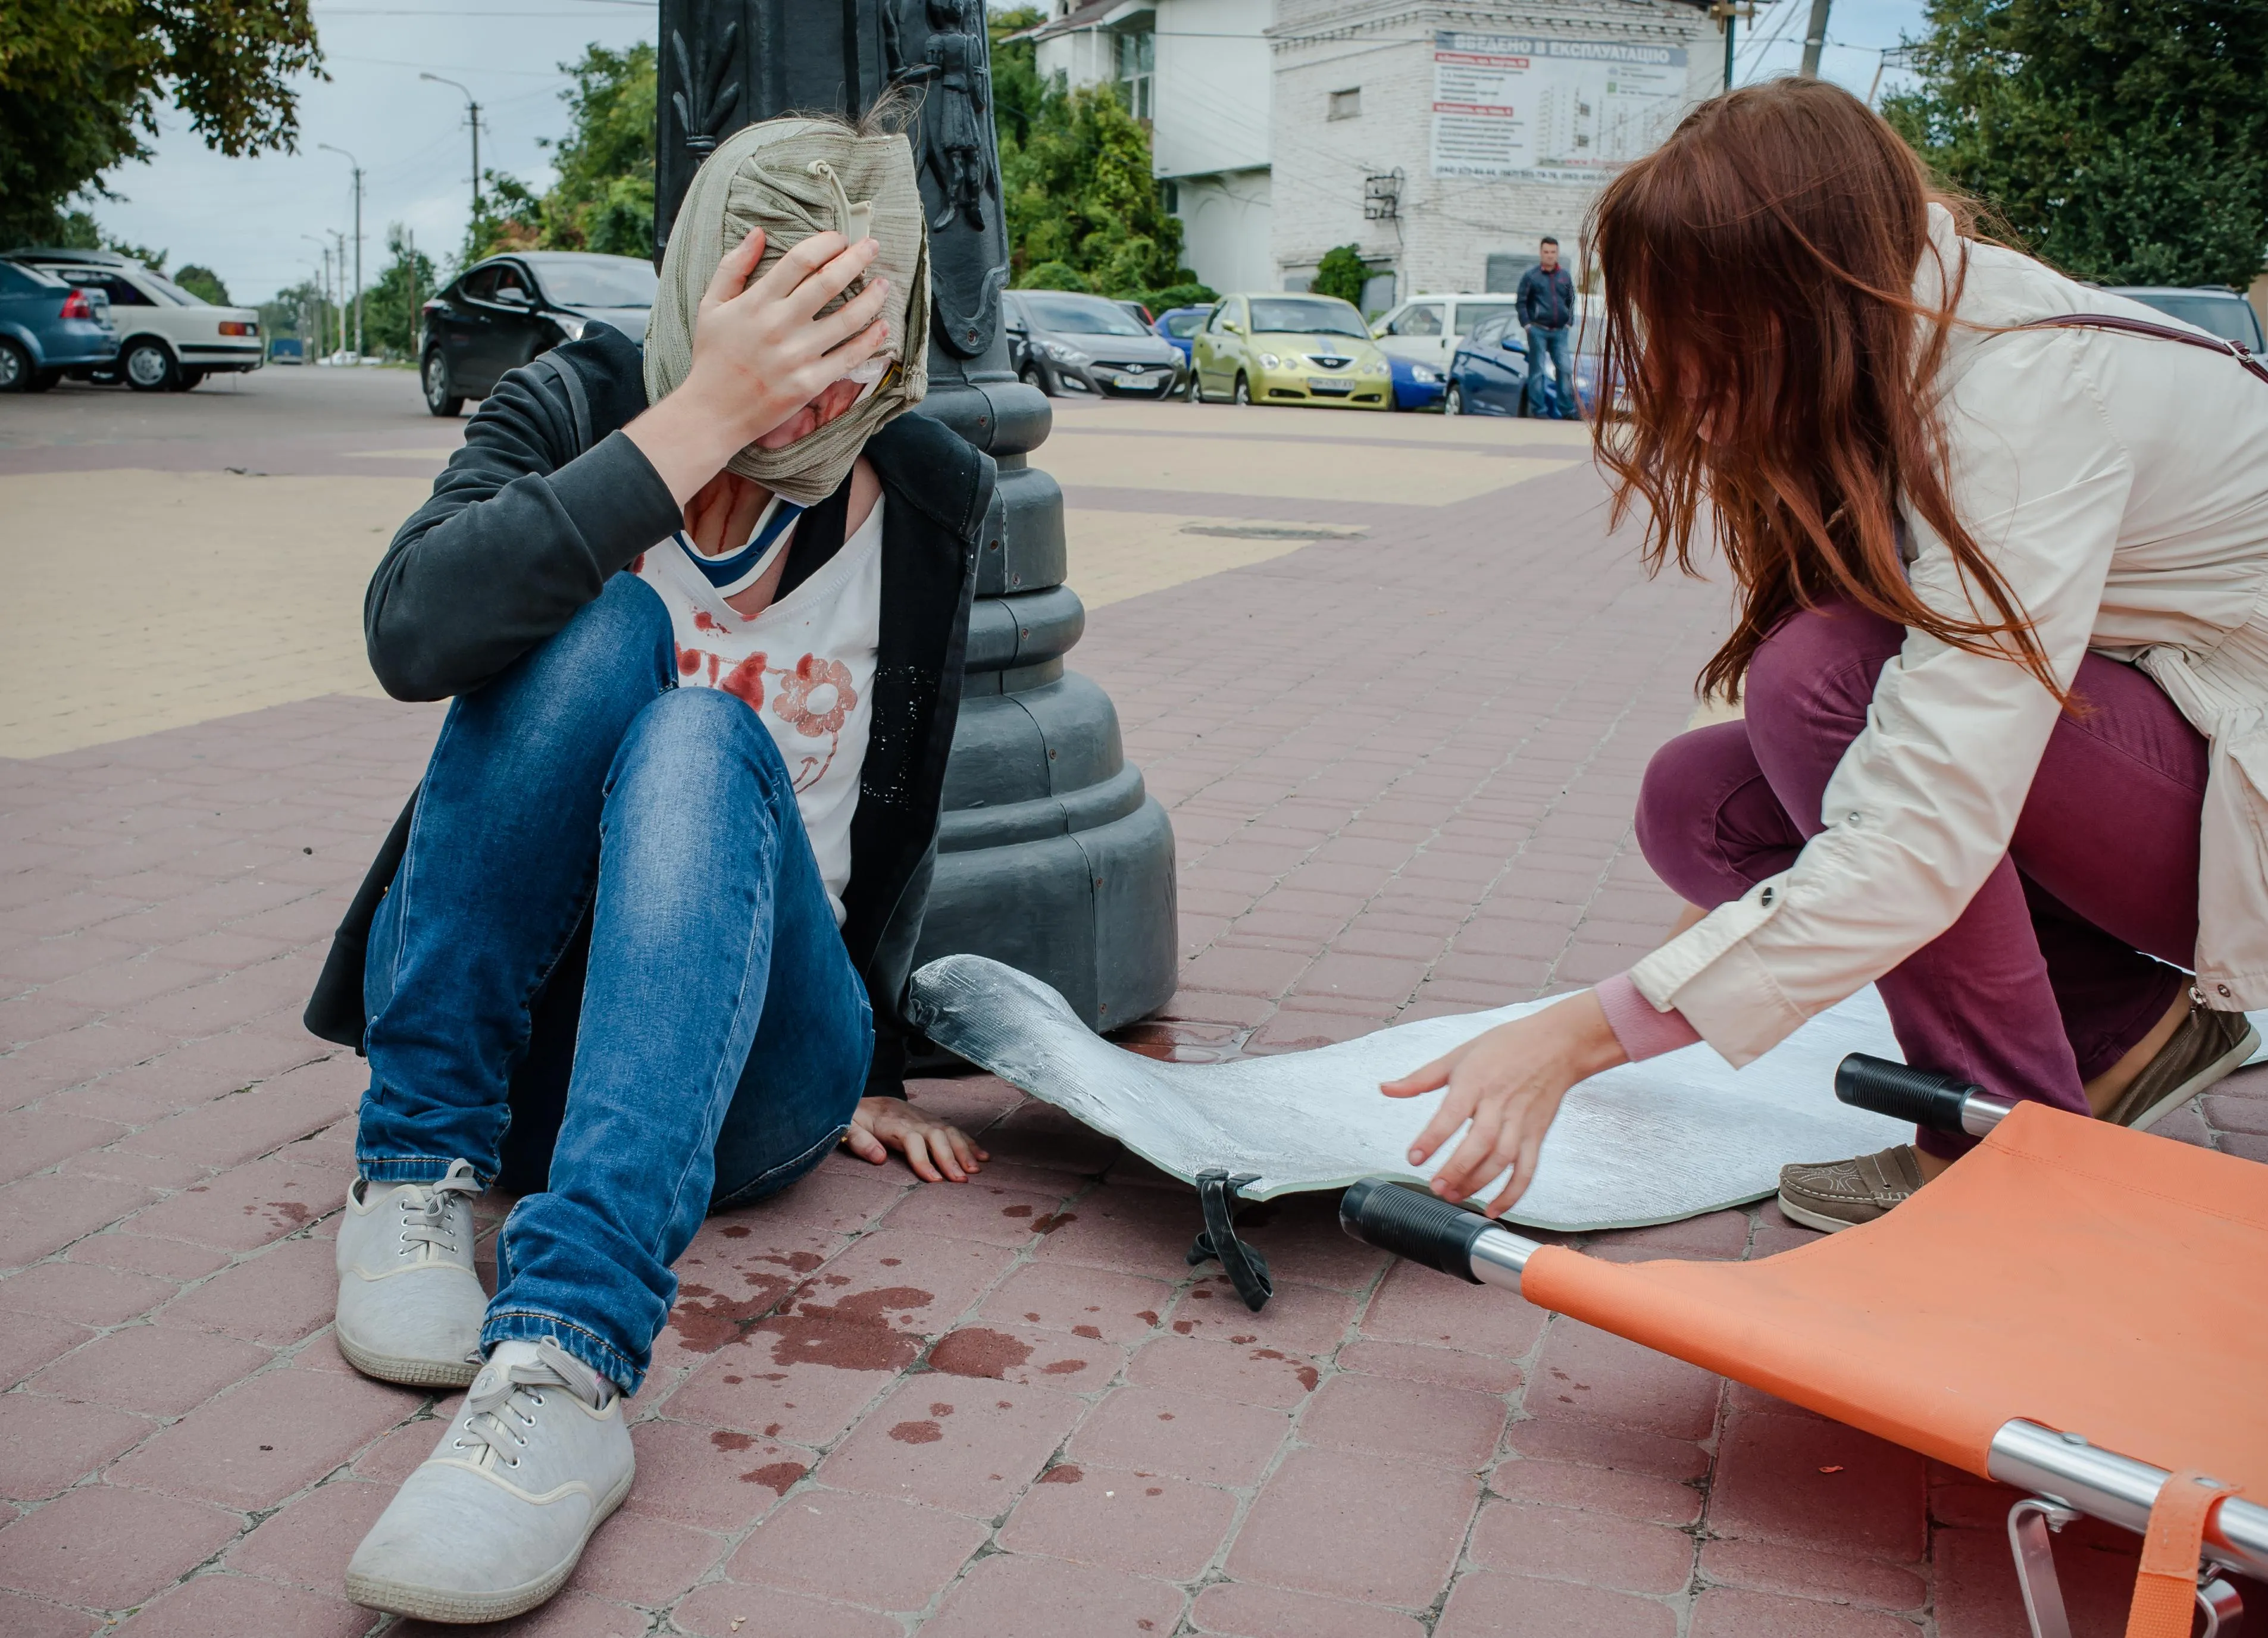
{"left": 356, "top": 573, "right": 874, "bottom": 1393}
{"left": 1526, "top": 324, "right": 1575, "bottom": 418}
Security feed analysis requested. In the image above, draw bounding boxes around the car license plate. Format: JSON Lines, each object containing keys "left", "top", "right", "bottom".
{"left": 1307, "top": 378, "right": 1353, "bottom": 396}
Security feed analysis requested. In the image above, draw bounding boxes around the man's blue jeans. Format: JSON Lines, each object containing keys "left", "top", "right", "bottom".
{"left": 1526, "top": 324, "right": 1576, "bottom": 418}
{"left": 355, "top": 573, "right": 873, "bottom": 1394}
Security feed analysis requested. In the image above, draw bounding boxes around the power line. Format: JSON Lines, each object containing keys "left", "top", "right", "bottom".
{"left": 326, "top": 54, "right": 570, "bottom": 77}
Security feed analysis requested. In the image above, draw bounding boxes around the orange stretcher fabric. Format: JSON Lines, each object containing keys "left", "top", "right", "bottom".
{"left": 1520, "top": 1103, "right": 2268, "bottom": 1501}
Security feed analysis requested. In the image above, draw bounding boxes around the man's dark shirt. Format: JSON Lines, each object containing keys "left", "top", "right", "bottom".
{"left": 1516, "top": 263, "right": 1576, "bottom": 330}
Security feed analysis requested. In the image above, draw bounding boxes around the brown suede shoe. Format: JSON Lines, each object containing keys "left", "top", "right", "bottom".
{"left": 1776, "top": 1144, "right": 1925, "bottom": 1234}
{"left": 2099, "top": 1001, "right": 2260, "bottom": 1131}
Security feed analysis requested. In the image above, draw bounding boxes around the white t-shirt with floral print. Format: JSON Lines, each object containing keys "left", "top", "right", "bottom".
{"left": 632, "top": 498, "right": 884, "bottom": 926}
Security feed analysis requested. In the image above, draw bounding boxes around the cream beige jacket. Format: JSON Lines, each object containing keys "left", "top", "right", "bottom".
{"left": 1631, "top": 205, "right": 2268, "bottom": 1064}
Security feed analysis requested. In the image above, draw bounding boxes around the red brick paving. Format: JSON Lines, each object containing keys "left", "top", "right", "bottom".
{"left": 5, "top": 457, "right": 2268, "bottom": 1634}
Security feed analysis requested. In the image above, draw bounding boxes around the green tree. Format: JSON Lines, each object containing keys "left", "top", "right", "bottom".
{"left": 988, "top": 7, "right": 1047, "bottom": 151}
{"left": 1018, "top": 259, "right": 1088, "bottom": 292}
{"left": 173, "top": 263, "right": 228, "bottom": 303}
{"left": 1311, "top": 244, "right": 1367, "bottom": 306}
{"left": 1884, "top": 0, "right": 2268, "bottom": 288}
{"left": 1000, "top": 81, "right": 1193, "bottom": 302}
{"left": 261, "top": 277, "right": 323, "bottom": 345}
{"left": 0, "top": 0, "right": 324, "bottom": 248}
{"left": 473, "top": 43, "right": 655, "bottom": 262}
{"left": 359, "top": 226, "right": 436, "bottom": 359}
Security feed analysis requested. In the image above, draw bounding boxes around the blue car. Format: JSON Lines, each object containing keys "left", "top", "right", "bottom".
{"left": 1444, "top": 312, "right": 1531, "bottom": 415}
{"left": 1151, "top": 303, "right": 1213, "bottom": 396}
{"left": 0, "top": 259, "right": 116, "bottom": 392}
{"left": 1389, "top": 353, "right": 1446, "bottom": 411}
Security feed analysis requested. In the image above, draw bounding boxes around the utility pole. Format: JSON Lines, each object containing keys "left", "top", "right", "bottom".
{"left": 305, "top": 258, "right": 320, "bottom": 355}
{"left": 327, "top": 229, "right": 349, "bottom": 358}
{"left": 1709, "top": 1, "right": 1747, "bottom": 91}
{"left": 305, "top": 236, "right": 331, "bottom": 356}
{"left": 1800, "top": 0, "right": 1833, "bottom": 76}
{"left": 406, "top": 227, "right": 420, "bottom": 361}
{"left": 320, "top": 144, "right": 365, "bottom": 359}
{"left": 422, "top": 75, "right": 485, "bottom": 250}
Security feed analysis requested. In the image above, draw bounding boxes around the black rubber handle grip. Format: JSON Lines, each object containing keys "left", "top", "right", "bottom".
{"left": 1834, "top": 1053, "right": 1982, "bottom": 1132}
{"left": 1340, "top": 1178, "right": 1494, "bottom": 1283}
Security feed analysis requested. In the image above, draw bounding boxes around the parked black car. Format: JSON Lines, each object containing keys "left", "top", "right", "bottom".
{"left": 1003, "top": 290, "right": 1185, "bottom": 398}
{"left": 421, "top": 252, "right": 656, "bottom": 416}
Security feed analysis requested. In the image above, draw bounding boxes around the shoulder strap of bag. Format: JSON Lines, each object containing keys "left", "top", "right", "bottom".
{"left": 2016, "top": 312, "right": 2268, "bottom": 388}
{"left": 531, "top": 350, "right": 593, "bottom": 451}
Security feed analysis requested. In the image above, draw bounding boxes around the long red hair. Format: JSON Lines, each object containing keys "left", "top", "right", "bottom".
{"left": 1590, "top": 77, "right": 2057, "bottom": 704}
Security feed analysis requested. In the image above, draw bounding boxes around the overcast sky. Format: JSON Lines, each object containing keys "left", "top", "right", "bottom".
{"left": 90, "top": 0, "right": 1926, "bottom": 306}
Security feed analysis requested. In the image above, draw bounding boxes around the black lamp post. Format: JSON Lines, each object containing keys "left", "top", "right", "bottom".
{"left": 654, "top": 0, "right": 1178, "bottom": 1039}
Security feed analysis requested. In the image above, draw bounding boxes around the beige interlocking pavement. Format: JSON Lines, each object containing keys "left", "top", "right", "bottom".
{"left": 0, "top": 471, "right": 418, "bottom": 758}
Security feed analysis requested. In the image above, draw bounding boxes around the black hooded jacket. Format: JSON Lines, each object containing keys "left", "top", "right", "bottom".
{"left": 302, "top": 325, "right": 991, "bottom": 1097}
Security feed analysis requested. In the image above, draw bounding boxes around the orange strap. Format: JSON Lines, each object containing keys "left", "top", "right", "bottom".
{"left": 2125, "top": 1470, "right": 2241, "bottom": 1638}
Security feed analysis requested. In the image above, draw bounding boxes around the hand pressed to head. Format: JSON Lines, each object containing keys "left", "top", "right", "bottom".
{"left": 625, "top": 227, "right": 893, "bottom": 505}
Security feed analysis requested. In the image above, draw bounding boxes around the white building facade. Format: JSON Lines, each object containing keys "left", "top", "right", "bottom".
{"left": 1024, "top": 0, "right": 1715, "bottom": 304}
{"left": 1026, "top": 0, "right": 1277, "bottom": 296}
{"left": 1271, "top": 0, "right": 1718, "bottom": 303}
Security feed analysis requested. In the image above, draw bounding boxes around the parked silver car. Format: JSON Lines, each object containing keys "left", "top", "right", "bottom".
{"left": 1003, "top": 290, "right": 1186, "bottom": 398}
{"left": 2107, "top": 286, "right": 2263, "bottom": 351}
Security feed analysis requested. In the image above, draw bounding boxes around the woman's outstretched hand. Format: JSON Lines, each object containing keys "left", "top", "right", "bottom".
{"left": 1381, "top": 992, "right": 1626, "bottom": 1217}
{"left": 843, "top": 1097, "right": 990, "bottom": 1183}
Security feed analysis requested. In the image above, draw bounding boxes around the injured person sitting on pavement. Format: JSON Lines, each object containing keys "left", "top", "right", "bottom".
{"left": 300, "top": 109, "right": 994, "bottom": 1625}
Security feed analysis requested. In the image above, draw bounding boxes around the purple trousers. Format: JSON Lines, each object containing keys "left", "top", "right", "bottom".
{"left": 1635, "top": 602, "right": 2207, "bottom": 1158}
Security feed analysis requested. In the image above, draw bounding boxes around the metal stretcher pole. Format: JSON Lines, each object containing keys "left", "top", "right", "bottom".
{"left": 1833, "top": 1053, "right": 2013, "bottom": 1135}
{"left": 1338, "top": 1179, "right": 1541, "bottom": 1295}
{"left": 1991, "top": 1420, "right": 2268, "bottom": 1581}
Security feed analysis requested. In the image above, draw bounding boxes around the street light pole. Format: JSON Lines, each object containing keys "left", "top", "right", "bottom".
{"left": 421, "top": 74, "right": 484, "bottom": 250}
{"left": 319, "top": 143, "right": 365, "bottom": 359}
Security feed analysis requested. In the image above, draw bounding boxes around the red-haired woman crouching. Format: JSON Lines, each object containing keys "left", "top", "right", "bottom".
{"left": 1384, "top": 77, "right": 2267, "bottom": 1231}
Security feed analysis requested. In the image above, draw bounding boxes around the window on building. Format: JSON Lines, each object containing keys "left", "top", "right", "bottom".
{"left": 1328, "top": 87, "right": 1360, "bottom": 120}
{"left": 1484, "top": 253, "right": 1539, "bottom": 294}
{"left": 1360, "top": 271, "right": 1397, "bottom": 317}
{"left": 1116, "top": 27, "right": 1155, "bottom": 121}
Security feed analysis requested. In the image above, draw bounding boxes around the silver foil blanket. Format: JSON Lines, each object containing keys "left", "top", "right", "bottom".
{"left": 907, "top": 954, "right": 1928, "bottom": 1232}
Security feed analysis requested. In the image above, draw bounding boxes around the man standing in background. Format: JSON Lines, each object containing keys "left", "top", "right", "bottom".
{"left": 1516, "top": 237, "right": 1578, "bottom": 419}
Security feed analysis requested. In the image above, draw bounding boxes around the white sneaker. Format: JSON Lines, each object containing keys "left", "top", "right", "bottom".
{"left": 346, "top": 1339, "right": 635, "bottom": 1623}
{"left": 334, "top": 1159, "right": 487, "bottom": 1387}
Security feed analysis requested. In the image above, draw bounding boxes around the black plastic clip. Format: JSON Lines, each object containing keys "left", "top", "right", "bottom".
{"left": 1188, "top": 1170, "right": 1273, "bottom": 1312}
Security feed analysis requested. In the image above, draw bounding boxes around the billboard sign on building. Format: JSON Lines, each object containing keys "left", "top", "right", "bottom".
{"left": 1431, "top": 32, "right": 1687, "bottom": 183}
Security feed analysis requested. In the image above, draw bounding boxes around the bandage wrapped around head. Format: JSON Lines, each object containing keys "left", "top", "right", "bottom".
{"left": 645, "top": 116, "right": 929, "bottom": 506}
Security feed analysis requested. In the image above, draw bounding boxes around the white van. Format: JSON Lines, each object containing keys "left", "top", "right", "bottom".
{"left": 2, "top": 248, "right": 262, "bottom": 392}
{"left": 1370, "top": 293, "right": 1526, "bottom": 367}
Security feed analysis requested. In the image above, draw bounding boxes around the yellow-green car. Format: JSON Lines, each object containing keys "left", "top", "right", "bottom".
{"left": 1190, "top": 292, "right": 1392, "bottom": 410}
